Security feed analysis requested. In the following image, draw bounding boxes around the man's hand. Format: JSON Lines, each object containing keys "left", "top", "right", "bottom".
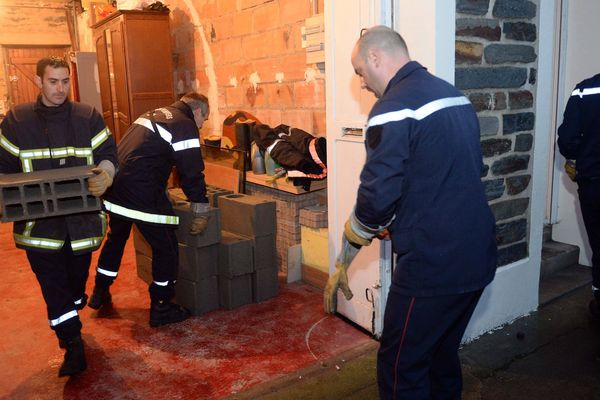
{"left": 564, "top": 160, "right": 577, "bottom": 181}
{"left": 88, "top": 167, "right": 113, "bottom": 197}
{"left": 323, "top": 235, "right": 361, "bottom": 314}
{"left": 189, "top": 215, "right": 210, "bottom": 235}
{"left": 324, "top": 260, "right": 354, "bottom": 314}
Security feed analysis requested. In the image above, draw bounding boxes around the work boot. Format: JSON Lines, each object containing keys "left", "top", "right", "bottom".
{"left": 589, "top": 299, "right": 600, "bottom": 322}
{"left": 149, "top": 300, "right": 190, "bottom": 327}
{"left": 88, "top": 285, "right": 112, "bottom": 310}
{"left": 58, "top": 336, "right": 86, "bottom": 377}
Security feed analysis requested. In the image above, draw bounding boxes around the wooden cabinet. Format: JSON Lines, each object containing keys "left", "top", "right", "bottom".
{"left": 92, "top": 10, "right": 175, "bottom": 142}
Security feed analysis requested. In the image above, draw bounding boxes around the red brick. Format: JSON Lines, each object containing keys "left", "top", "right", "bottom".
{"left": 255, "top": 109, "right": 283, "bottom": 126}
{"left": 225, "top": 85, "right": 247, "bottom": 108}
{"left": 282, "top": 109, "right": 313, "bottom": 132}
{"left": 279, "top": 52, "right": 309, "bottom": 81}
{"left": 312, "top": 110, "right": 326, "bottom": 136}
{"left": 253, "top": 2, "right": 281, "bottom": 32}
{"left": 279, "top": 0, "right": 311, "bottom": 24}
{"left": 212, "top": 15, "right": 235, "bottom": 40}
{"left": 264, "top": 83, "right": 294, "bottom": 107}
{"left": 294, "top": 79, "right": 325, "bottom": 108}
{"left": 218, "top": 38, "right": 243, "bottom": 64}
{"left": 232, "top": 9, "right": 254, "bottom": 37}
{"left": 218, "top": 0, "right": 239, "bottom": 14}
{"left": 241, "top": 0, "right": 270, "bottom": 9}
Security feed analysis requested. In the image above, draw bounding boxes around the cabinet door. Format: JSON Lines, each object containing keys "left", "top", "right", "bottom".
{"left": 95, "top": 32, "right": 116, "bottom": 136}
{"left": 110, "top": 20, "right": 131, "bottom": 141}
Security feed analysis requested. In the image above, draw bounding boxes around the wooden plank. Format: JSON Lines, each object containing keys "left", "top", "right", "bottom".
{"left": 301, "top": 263, "right": 328, "bottom": 290}
{"left": 204, "top": 160, "right": 241, "bottom": 192}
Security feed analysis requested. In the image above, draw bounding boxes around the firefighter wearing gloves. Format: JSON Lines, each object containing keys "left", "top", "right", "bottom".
{"left": 328, "top": 26, "right": 498, "bottom": 399}
{"left": 0, "top": 56, "right": 117, "bottom": 377}
{"left": 89, "top": 92, "right": 210, "bottom": 328}
{"left": 557, "top": 73, "right": 600, "bottom": 321}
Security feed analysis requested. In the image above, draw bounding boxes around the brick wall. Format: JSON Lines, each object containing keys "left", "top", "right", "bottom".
{"left": 167, "top": 0, "right": 325, "bottom": 138}
{"left": 455, "top": 0, "right": 539, "bottom": 266}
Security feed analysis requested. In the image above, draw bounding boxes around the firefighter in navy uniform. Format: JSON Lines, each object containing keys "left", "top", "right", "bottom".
{"left": 324, "top": 27, "right": 497, "bottom": 399}
{"left": 89, "top": 92, "right": 210, "bottom": 327}
{"left": 0, "top": 56, "right": 117, "bottom": 377}
{"left": 557, "top": 73, "right": 600, "bottom": 321}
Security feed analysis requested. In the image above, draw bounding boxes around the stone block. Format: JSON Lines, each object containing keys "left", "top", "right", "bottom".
{"left": 492, "top": 0, "right": 536, "bottom": 19}
{"left": 491, "top": 198, "right": 529, "bottom": 221}
{"left": 219, "top": 193, "right": 276, "bottom": 237}
{"left": 252, "top": 266, "right": 279, "bottom": 302}
{"left": 175, "top": 277, "right": 219, "bottom": 316}
{"left": 455, "top": 67, "right": 527, "bottom": 90}
{"left": 173, "top": 201, "right": 221, "bottom": 247}
{"left": 0, "top": 165, "right": 100, "bottom": 222}
{"left": 299, "top": 205, "right": 328, "bottom": 228}
{"left": 218, "top": 274, "right": 253, "bottom": 310}
{"left": 178, "top": 243, "right": 219, "bottom": 281}
{"left": 250, "top": 234, "right": 277, "bottom": 271}
{"left": 135, "top": 251, "right": 153, "bottom": 285}
{"left": 484, "top": 44, "right": 537, "bottom": 64}
{"left": 218, "top": 231, "right": 253, "bottom": 278}
{"left": 496, "top": 219, "right": 527, "bottom": 246}
{"left": 491, "top": 155, "right": 530, "bottom": 175}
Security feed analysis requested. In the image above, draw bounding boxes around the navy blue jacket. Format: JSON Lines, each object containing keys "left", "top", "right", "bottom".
{"left": 355, "top": 61, "right": 497, "bottom": 296}
{"left": 557, "top": 73, "right": 600, "bottom": 180}
{"left": 103, "top": 101, "right": 208, "bottom": 226}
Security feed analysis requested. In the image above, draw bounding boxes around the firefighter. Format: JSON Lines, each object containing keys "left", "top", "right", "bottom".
{"left": 88, "top": 92, "right": 210, "bottom": 328}
{"left": 0, "top": 56, "right": 117, "bottom": 377}
{"left": 557, "top": 73, "right": 600, "bottom": 321}
{"left": 324, "top": 26, "right": 497, "bottom": 399}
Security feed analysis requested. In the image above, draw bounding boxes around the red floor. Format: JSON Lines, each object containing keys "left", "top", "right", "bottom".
{"left": 0, "top": 222, "right": 372, "bottom": 399}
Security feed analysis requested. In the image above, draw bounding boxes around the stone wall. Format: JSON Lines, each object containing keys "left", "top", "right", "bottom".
{"left": 455, "top": 0, "right": 539, "bottom": 266}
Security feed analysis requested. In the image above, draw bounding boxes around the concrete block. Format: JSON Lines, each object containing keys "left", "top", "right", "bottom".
{"left": 175, "top": 277, "right": 219, "bottom": 316}
{"left": 219, "top": 231, "right": 254, "bottom": 278}
{"left": 173, "top": 201, "right": 221, "bottom": 247}
{"left": 210, "top": 188, "right": 234, "bottom": 207}
{"left": 252, "top": 267, "right": 279, "bottom": 302}
{"left": 251, "top": 234, "right": 278, "bottom": 271}
{"left": 219, "top": 193, "right": 276, "bottom": 237}
{"left": 0, "top": 165, "right": 100, "bottom": 222}
{"left": 178, "top": 243, "right": 219, "bottom": 281}
{"left": 287, "top": 244, "right": 302, "bottom": 283}
{"left": 218, "top": 274, "right": 253, "bottom": 310}
{"left": 132, "top": 226, "right": 152, "bottom": 257}
{"left": 135, "top": 251, "right": 153, "bottom": 285}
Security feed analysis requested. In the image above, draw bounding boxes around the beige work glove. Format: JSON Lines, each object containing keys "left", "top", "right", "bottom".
{"left": 564, "top": 160, "right": 577, "bottom": 181}
{"left": 88, "top": 167, "right": 113, "bottom": 197}
{"left": 324, "top": 235, "right": 361, "bottom": 314}
{"left": 189, "top": 202, "right": 210, "bottom": 236}
{"left": 344, "top": 218, "right": 373, "bottom": 247}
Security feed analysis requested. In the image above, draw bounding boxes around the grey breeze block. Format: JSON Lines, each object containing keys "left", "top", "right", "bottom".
{"left": 178, "top": 242, "right": 219, "bottom": 281}
{"left": 173, "top": 201, "right": 221, "bottom": 248}
{"left": 252, "top": 266, "right": 279, "bottom": 303}
{"left": 218, "top": 193, "right": 276, "bottom": 237}
{"left": 175, "top": 277, "right": 219, "bottom": 316}
{"left": 218, "top": 273, "right": 253, "bottom": 310}
{"left": 218, "top": 231, "right": 254, "bottom": 278}
{"left": 0, "top": 165, "right": 100, "bottom": 222}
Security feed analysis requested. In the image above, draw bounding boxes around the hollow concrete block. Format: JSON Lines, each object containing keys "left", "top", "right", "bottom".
{"left": 218, "top": 194, "right": 276, "bottom": 237}
{"left": 178, "top": 243, "right": 218, "bottom": 281}
{"left": 173, "top": 201, "right": 221, "bottom": 247}
{"left": 252, "top": 266, "right": 279, "bottom": 303}
{"left": 218, "top": 274, "right": 253, "bottom": 310}
{"left": 175, "top": 277, "right": 219, "bottom": 316}
{"left": 219, "top": 231, "right": 254, "bottom": 278}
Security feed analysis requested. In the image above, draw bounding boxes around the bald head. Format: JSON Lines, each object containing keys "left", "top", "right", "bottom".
{"left": 351, "top": 26, "right": 411, "bottom": 98}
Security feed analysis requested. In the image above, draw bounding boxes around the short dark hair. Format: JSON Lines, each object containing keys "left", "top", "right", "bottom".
{"left": 180, "top": 92, "right": 209, "bottom": 117}
{"left": 36, "top": 56, "right": 70, "bottom": 78}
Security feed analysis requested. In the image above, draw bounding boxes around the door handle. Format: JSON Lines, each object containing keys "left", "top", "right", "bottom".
{"left": 341, "top": 127, "right": 364, "bottom": 137}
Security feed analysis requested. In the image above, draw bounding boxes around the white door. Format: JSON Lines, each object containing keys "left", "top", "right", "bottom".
{"left": 325, "top": 0, "right": 392, "bottom": 337}
{"left": 551, "top": 0, "right": 600, "bottom": 266}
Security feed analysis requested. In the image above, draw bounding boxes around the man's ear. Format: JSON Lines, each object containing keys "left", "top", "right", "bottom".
{"left": 367, "top": 48, "right": 380, "bottom": 68}
{"left": 34, "top": 75, "right": 42, "bottom": 89}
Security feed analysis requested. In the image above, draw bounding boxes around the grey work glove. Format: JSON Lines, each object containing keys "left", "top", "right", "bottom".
{"left": 189, "top": 202, "right": 210, "bottom": 236}
{"left": 324, "top": 235, "right": 361, "bottom": 314}
{"left": 88, "top": 167, "right": 113, "bottom": 197}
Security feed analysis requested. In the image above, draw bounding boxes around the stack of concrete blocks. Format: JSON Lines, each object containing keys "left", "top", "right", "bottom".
{"left": 299, "top": 205, "right": 329, "bottom": 289}
{"left": 218, "top": 193, "right": 279, "bottom": 307}
{"left": 0, "top": 165, "right": 100, "bottom": 222}
{"left": 168, "top": 185, "right": 233, "bottom": 208}
{"left": 173, "top": 200, "right": 221, "bottom": 316}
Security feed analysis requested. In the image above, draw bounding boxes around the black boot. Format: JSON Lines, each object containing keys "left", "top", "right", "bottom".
{"left": 88, "top": 285, "right": 112, "bottom": 310}
{"left": 58, "top": 336, "right": 86, "bottom": 377}
{"left": 149, "top": 300, "right": 190, "bottom": 327}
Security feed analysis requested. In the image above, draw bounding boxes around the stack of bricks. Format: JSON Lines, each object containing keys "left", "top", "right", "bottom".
{"left": 299, "top": 204, "right": 329, "bottom": 289}
{"left": 218, "top": 193, "right": 279, "bottom": 306}
{"left": 0, "top": 165, "right": 100, "bottom": 222}
{"left": 133, "top": 188, "right": 278, "bottom": 315}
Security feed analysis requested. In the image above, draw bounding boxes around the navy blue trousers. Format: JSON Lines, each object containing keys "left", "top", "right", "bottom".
{"left": 95, "top": 213, "right": 179, "bottom": 302}
{"left": 578, "top": 180, "right": 600, "bottom": 301}
{"left": 377, "top": 288, "right": 482, "bottom": 400}
{"left": 26, "top": 243, "right": 91, "bottom": 341}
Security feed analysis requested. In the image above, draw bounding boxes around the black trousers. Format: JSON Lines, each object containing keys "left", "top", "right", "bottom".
{"left": 95, "top": 213, "right": 179, "bottom": 302}
{"left": 578, "top": 180, "right": 600, "bottom": 301}
{"left": 26, "top": 243, "right": 91, "bottom": 341}
{"left": 377, "top": 288, "right": 483, "bottom": 400}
